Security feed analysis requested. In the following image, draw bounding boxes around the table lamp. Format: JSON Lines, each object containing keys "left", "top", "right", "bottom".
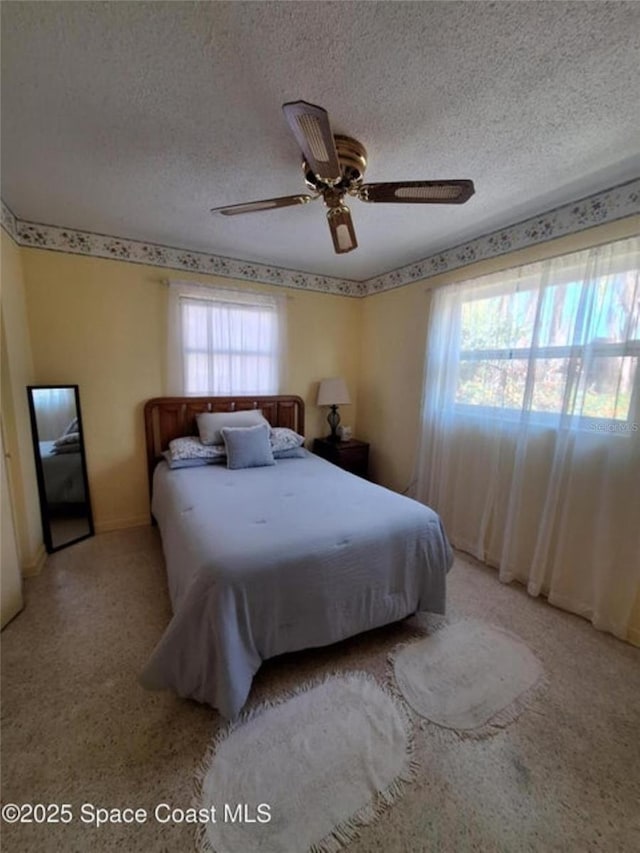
{"left": 317, "top": 377, "right": 351, "bottom": 441}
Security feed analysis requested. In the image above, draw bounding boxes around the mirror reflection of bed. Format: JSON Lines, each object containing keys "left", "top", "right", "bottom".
{"left": 27, "top": 386, "right": 94, "bottom": 552}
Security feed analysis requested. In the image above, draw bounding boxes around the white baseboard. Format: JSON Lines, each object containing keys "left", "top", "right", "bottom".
{"left": 94, "top": 514, "right": 150, "bottom": 534}
{"left": 21, "top": 543, "right": 47, "bottom": 577}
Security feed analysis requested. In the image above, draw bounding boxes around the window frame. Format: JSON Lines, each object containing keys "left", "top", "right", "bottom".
{"left": 451, "top": 261, "right": 640, "bottom": 430}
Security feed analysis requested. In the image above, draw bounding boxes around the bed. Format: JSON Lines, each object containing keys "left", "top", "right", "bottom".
{"left": 141, "top": 395, "right": 453, "bottom": 719}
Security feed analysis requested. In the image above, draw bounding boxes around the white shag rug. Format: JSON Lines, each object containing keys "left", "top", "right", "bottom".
{"left": 392, "top": 619, "right": 544, "bottom": 732}
{"left": 196, "top": 673, "right": 415, "bottom": 853}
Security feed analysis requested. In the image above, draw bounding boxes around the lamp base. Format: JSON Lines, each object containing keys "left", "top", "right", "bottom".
{"left": 326, "top": 405, "right": 341, "bottom": 441}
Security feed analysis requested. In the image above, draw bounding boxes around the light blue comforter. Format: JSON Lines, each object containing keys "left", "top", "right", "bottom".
{"left": 141, "top": 452, "right": 452, "bottom": 719}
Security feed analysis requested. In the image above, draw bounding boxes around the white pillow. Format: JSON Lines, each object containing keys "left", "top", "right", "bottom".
{"left": 168, "top": 436, "right": 227, "bottom": 461}
{"left": 54, "top": 431, "right": 80, "bottom": 448}
{"left": 196, "top": 410, "right": 268, "bottom": 445}
{"left": 270, "top": 427, "right": 305, "bottom": 453}
{"left": 61, "top": 417, "right": 78, "bottom": 437}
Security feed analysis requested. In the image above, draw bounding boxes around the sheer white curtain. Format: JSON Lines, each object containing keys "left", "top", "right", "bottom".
{"left": 167, "top": 281, "right": 286, "bottom": 395}
{"left": 417, "top": 236, "right": 640, "bottom": 639}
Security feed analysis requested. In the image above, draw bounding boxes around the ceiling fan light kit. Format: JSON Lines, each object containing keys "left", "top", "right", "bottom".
{"left": 211, "top": 100, "right": 475, "bottom": 255}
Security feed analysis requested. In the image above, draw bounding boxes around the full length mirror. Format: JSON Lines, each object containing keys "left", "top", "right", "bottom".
{"left": 27, "top": 385, "right": 94, "bottom": 552}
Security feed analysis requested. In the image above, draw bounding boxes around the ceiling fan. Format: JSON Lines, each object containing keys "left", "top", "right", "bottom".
{"left": 211, "top": 100, "right": 475, "bottom": 255}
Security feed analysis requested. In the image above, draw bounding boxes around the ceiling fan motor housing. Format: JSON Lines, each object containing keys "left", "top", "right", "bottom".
{"left": 303, "top": 135, "right": 368, "bottom": 192}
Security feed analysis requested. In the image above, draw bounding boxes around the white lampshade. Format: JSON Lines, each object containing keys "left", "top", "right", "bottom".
{"left": 317, "top": 377, "right": 351, "bottom": 406}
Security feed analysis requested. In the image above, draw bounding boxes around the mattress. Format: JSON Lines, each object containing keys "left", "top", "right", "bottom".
{"left": 141, "top": 451, "right": 453, "bottom": 719}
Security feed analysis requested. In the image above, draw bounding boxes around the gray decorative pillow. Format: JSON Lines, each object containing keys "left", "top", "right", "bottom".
{"left": 221, "top": 423, "right": 275, "bottom": 470}
{"left": 168, "top": 436, "right": 227, "bottom": 462}
{"left": 197, "top": 410, "right": 268, "bottom": 445}
{"left": 270, "top": 427, "right": 305, "bottom": 453}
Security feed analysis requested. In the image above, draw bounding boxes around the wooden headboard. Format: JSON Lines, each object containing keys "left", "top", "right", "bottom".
{"left": 144, "top": 395, "right": 305, "bottom": 489}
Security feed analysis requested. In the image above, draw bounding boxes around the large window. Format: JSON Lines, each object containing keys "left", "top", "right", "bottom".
{"left": 168, "top": 282, "right": 284, "bottom": 395}
{"left": 416, "top": 236, "right": 640, "bottom": 641}
{"left": 453, "top": 244, "right": 639, "bottom": 426}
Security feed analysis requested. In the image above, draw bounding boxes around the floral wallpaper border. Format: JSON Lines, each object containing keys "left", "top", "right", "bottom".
{"left": 367, "top": 177, "right": 640, "bottom": 293}
{"left": 1, "top": 200, "right": 18, "bottom": 241}
{"left": 2, "top": 177, "right": 638, "bottom": 298}
{"left": 0, "top": 204, "right": 363, "bottom": 298}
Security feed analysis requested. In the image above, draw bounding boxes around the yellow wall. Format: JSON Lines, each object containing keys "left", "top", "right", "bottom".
{"left": 0, "top": 231, "right": 44, "bottom": 573}
{"left": 20, "top": 249, "right": 361, "bottom": 532}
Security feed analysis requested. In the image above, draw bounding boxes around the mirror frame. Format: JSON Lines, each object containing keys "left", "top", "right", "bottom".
{"left": 27, "top": 384, "right": 95, "bottom": 553}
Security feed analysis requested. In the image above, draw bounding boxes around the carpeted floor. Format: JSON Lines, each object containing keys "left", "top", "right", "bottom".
{"left": 1, "top": 527, "right": 639, "bottom": 853}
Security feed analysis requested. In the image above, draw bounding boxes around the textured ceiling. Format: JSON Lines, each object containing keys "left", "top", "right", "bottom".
{"left": 2, "top": 1, "right": 639, "bottom": 281}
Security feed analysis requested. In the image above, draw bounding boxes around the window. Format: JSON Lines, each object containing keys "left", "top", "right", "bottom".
{"left": 417, "top": 236, "right": 640, "bottom": 641}
{"left": 168, "top": 282, "right": 284, "bottom": 395}
{"left": 452, "top": 242, "right": 640, "bottom": 426}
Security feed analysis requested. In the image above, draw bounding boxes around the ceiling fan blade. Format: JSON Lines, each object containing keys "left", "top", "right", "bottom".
{"left": 326, "top": 205, "right": 358, "bottom": 254}
{"left": 282, "top": 100, "right": 342, "bottom": 183}
{"left": 360, "top": 180, "right": 475, "bottom": 204}
{"left": 211, "top": 194, "right": 315, "bottom": 216}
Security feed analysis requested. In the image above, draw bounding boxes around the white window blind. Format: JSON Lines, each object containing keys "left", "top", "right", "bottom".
{"left": 168, "top": 282, "right": 285, "bottom": 395}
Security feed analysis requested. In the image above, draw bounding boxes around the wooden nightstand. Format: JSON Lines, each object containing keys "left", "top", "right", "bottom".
{"left": 313, "top": 437, "right": 369, "bottom": 478}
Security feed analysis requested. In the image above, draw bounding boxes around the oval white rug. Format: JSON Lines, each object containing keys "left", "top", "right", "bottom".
{"left": 196, "top": 673, "right": 415, "bottom": 853}
{"left": 393, "top": 619, "right": 544, "bottom": 731}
